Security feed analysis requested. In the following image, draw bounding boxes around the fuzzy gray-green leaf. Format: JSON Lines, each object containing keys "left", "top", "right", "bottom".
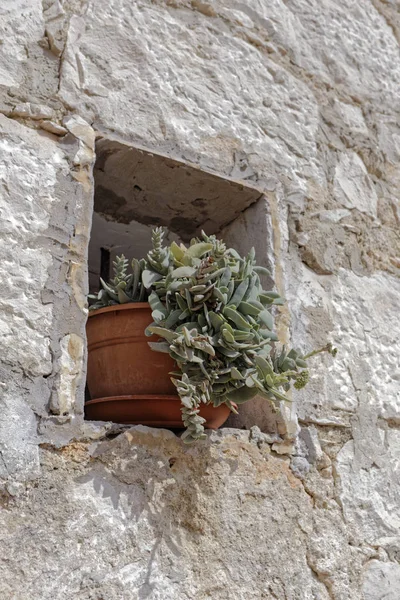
{"left": 228, "top": 278, "right": 249, "bottom": 307}
{"left": 259, "top": 309, "right": 274, "bottom": 330}
{"left": 226, "top": 386, "right": 258, "bottom": 403}
{"left": 223, "top": 306, "right": 252, "bottom": 331}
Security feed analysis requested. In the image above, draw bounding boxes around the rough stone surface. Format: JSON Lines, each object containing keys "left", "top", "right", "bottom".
{"left": 363, "top": 560, "right": 400, "bottom": 600}
{"left": 0, "top": 113, "right": 93, "bottom": 479}
{"left": 0, "top": 428, "right": 338, "bottom": 600}
{"left": 333, "top": 152, "right": 378, "bottom": 218}
{"left": 10, "top": 102, "right": 54, "bottom": 120}
{"left": 1, "top": 0, "right": 400, "bottom": 598}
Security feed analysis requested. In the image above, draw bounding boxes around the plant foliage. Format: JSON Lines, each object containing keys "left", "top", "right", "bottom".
{"left": 89, "top": 227, "right": 335, "bottom": 443}
{"left": 88, "top": 255, "right": 146, "bottom": 310}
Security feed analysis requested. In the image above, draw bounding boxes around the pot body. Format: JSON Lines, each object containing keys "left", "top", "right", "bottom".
{"left": 85, "top": 303, "right": 230, "bottom": 429}
{"left": 86, "top": 303, "right": 176, "bottom": 399}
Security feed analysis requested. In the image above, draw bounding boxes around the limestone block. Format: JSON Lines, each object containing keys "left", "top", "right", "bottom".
{"left": 0, "top": 115, "right": 59, "bottom": 378}
{"left": 0, "top": 114, "right": 94, "bottom": 479}
{"left": 0, "top": 1, "right": 44, "bottom": 91}
{"left": 332, "top": 100, "right": 370, "bottom": 136}
{"left": 0, "top": 428, "right": 335, "bottom": 599}
{"left": 337, "top": 430, "right": 400, "bottom": 547}
{"left": 39, "top": 120, "right": 68, "bottom": 136}
{"left": 333, "top": 152, "right": 378, "bottom": 218}
{"left": 0, "top": 1, "right": 61, "bottom": 111}
{"left": 42, "top": 0, "right": 67, "bottom": 56}
{"left": 59, "top": 1, "right": 319, "bottom": 180}
{"left": 0, "top": 384, "right": 40, "bottom": 482}
{"left": 329, "top": 270, "right": 400, "bottom": 424}
{"left": 242, "top": 0, "right": 400, "bottom": 107}
{"left": 287, "top": 264, "right": 400, "bottom": 427}
{"left": 10, "top": 102, "right": 54, "bottom": 120}
{"left": 308, "top": 507, "right": 362, "bottom": 599}
{"left": 363, "top": 560, "right": 400, "bottom": 600}
{"left": 63, "top": 114, "right": 96, "bottom": 168}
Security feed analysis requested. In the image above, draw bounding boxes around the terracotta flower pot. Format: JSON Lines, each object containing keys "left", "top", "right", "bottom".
{"left": 85, "top": 303, "right": 230, "bottom": 429}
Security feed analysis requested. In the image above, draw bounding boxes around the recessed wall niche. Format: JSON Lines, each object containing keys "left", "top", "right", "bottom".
{"left": 89, "top": 137, "right": 265, "bottom": 291}
{"left": 88, "top": 137, "right": 281, "bottom": 433}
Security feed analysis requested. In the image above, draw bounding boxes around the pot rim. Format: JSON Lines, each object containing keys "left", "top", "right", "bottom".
{"left": 85, "top": 394, "right": 180, "bottom": 405}
{"left": 88, "top": 302, "right": 150, "bottom": 318}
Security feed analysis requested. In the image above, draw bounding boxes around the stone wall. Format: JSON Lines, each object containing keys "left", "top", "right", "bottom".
{"left": 1, "top": 1, "right": 399, "bottom": 598}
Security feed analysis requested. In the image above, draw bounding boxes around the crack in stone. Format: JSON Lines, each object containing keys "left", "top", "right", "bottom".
{"left": 306, "top": 550, "right": 335, "bottom": 600}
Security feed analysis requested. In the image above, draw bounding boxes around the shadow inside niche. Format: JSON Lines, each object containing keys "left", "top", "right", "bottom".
{"left": 93, "top": 137, "right": 263, "bottom": 241}
{"left": 224, "top": 395, "right": 286, "bottom": 436}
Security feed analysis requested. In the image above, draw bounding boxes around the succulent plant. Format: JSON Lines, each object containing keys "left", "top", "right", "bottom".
{"left": 88, "top": 254, "right": 147, "bottom": 310}
{"left": 143, "top": 229, "right": 321, "bottom": 443}
{"left": 89, "top": 227, "right": 336, "bottom": 443}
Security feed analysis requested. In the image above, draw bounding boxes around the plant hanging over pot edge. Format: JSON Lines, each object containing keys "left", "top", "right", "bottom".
{"left": 88, "top": 227, "right": 336, "bottom": 443}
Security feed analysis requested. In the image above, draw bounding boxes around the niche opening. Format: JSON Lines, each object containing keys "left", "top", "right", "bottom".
{"left": 88, "top": 137, "right": 264, "bottom": 290}
{"left": 87, "top": 137, "right": 282, "bottom": 435}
